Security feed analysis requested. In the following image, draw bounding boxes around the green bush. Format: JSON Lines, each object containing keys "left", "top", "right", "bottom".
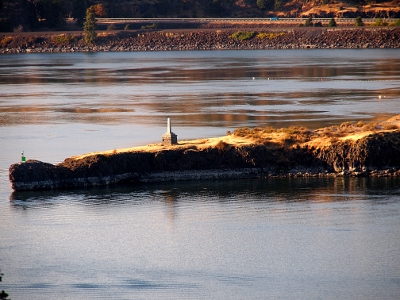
{"left": 256, "top": 32, "right": 286, "bottom": 39}
{"left": 304, "top": 17, "right": 313, "bottom": 27}
{"left": 230, "top": 31, "right": 255, "bottom": 41}
{"left": 372, "top": 18, "right": 388, "bottom": 26}
{"left": 389, "top": 19, "right": 400, "bottom": 26}
{"left": 257, "top": 0, "right": 266, "bottom": 9}
{"left": 328, "top": 18, "right": 337, "bottom": 27}
{"left": 51, "top": 34, "right": 76, "bottom": 45}
{"left": 141, "top": 23, "right": 157, "bottom": 30}
{"left": 355, "top": 16, "right": 364, "bottom": 26}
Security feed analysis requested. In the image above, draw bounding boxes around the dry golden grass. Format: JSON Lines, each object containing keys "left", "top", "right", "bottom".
{"left": 71, "top": 115, "right": 400, "bottom": 160}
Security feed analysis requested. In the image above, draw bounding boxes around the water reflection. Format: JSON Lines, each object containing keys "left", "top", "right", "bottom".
{"left": 2, "top": 50, "right": 400, "bottom": 300}
{"left": 1, "top": 50, "right": 400, "bottom": 130}
{"left": 10, "top": 177, "right": 400, "bottom": 209}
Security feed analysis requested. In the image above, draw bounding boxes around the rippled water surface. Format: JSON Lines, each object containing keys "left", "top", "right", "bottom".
{"left": 0, "top": 50, "right": 400, "bottom": 299}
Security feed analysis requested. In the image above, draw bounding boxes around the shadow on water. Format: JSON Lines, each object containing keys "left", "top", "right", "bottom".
{"left": 0, "top": 269, "right": 10, "bottom": 300}
{"left": 9, "top": 177, "right": 400, "bottom": 208}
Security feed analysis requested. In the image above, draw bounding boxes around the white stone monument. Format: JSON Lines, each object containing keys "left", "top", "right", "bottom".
{"left": 162, "top": 117, "right": 178, "bottom": 145}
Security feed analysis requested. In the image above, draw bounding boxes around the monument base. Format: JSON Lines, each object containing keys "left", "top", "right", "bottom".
{"left": 162, "top": 132, "right": 178, "bottom": 145}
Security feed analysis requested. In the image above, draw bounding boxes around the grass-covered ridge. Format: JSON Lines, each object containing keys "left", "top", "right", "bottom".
{"left": 72, "top": 115, "right": 400, "bottom": 160}
{"left": 229, "top": 119, "right": 400, "bottom": 148}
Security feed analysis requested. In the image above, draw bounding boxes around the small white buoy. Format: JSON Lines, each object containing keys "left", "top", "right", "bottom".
{"left": 252, "top": 77, "right": 255, "bottom": 80}
{"left": 378, "top": 95, "right": 382, "bottom": 99}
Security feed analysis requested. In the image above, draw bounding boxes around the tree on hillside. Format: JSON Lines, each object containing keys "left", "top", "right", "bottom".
{"left": 257, "top": 0, "right": 266, "bottom": 10}
{"left": 328, "top": 18, "right": 337, "bottom": 27}
{"left": 304, "top": 16, "right": 313, "bottom": 27}
{"left": 83, "top": 5, "right": 97, "bottom": 44}
{"left": 0, "top": 0, "right": 38, "bottom": 31}
{"left": 93, "top": 3, "right": 107, "bottom": 17}
{"left": 207, "top": 0, "right": 223, "bottom": 17}
{"left": 274, "top": 0, "right": 283, "bottom": 9}
{"left": 355, "top": 16, "right": 364, "bottom": 26}
{"left": 72, "top": 0, "right": 87, "bottom": 27}
{"left": 36, "top": 0, "right": 67, "bottom": 29}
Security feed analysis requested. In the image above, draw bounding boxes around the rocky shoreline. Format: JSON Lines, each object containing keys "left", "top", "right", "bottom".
{"left": 1, "top": 27, "right": 400, "bottom": 54}
{"left": 8, "top": 163, "right": 400, "bottom": 191}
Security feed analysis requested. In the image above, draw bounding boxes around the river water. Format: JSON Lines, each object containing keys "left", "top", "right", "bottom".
{"left": 0, "top": 49, "right": 400, "bottom": 299}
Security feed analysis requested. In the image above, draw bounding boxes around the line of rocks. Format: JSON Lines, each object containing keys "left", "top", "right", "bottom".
{"left": 1, "top": 27, "right": 399, "bottom": 54}
{"left": 9, "top": 160, "right": 400, "bottom": 191}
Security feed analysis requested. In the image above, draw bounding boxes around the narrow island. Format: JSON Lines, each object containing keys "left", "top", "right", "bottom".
{"left": 9, "top": 115, "right": 400, "bottom": 191}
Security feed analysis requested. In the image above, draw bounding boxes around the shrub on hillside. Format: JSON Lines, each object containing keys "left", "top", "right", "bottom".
{"left": 256, "top": 32, "right": 286, "bottom": 39}
{"left": 51, "top": 34, "right": 76, "bottom": 45}
{"left": 389, "top": 19, "right": 400, "bottom": 26}
{"left": 372, "top": 18, "right": 388, "bottom": 26}
{"left": 215, "top": 140, "right": 231, "bottom": 152}
{"left": 230, "top": 31, "right": 255, "bottom": 41}
{"left": 107, "top": 24, "right": 118, "bottom": 30}
{"left": 328, "top": 18, "right": 337, "bottom": 27}
{"left": 141, "top": 23, "right": 157, "bottom": 30}
{"left": 355, "top": 16, "right": 364, "bottom": 26}
{"left": 0, "top": 36, "right": 12, "bottom": 47}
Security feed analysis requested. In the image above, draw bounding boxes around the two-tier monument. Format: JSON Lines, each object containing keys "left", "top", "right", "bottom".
{"left": 162, "top": 117, "right": 178, "bottom": 145}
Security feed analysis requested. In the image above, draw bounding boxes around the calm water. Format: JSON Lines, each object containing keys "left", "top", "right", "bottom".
{"left": 0, "top": 49, "right": 400, "bottom": 299}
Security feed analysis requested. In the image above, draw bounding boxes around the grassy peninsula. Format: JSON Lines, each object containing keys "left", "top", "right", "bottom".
{"left": 9, "top": 115, "right": 400, "bottom": 191}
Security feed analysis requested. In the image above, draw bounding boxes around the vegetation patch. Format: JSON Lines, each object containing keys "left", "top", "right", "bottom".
{"left": 355, "top": 16, "right": 364, "bottom": 26}
{"left": 371, "top": 18, "right": 389, "bottom": 26}
{"left": 51, "top": 34, "right": 76, "bottom": 45}
{"left": 230, "top": 119, "right": 399, "bottom": 148}
{"left": 28, "top": 36, "right": 40, "bottom": 44}
{"left": 0, "top": 36, "right": 12, "bottom": 47}
{"left": 230, "top": 31, "right": 255, "bottom": 41}
{"left": 141, "top": 23, "right": 157, "bottom": 30}
{"left": 256, "top": 32, "right": 286, "bottom": 39}
{"left": 107, "top": 24, "right": 118, "bottom": 30}
{"left": 215, "top": 140, "right": 231, "bottom": 152}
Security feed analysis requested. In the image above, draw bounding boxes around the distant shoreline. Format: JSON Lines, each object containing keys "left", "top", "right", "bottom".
{"left": 1, "top": 26, "right": 399, "bottom": 54}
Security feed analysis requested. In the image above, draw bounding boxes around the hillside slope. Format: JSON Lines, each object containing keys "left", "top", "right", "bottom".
{"left": 95, "top": 0, "right": 400, "bottom": 18}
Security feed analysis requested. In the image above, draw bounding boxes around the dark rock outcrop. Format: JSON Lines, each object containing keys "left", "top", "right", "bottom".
{"left": 314, "top": 132, "right": 400, "bottom": 172}
{"left": 9, "top": 131, "right": 400, "bottom": 191}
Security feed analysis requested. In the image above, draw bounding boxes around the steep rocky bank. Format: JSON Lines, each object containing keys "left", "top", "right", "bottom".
{"left": 9, "top": 117, "right": 400, "bottom": 191}
{"left": 1, "top": 27, "right": 400, "bottom": 54}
